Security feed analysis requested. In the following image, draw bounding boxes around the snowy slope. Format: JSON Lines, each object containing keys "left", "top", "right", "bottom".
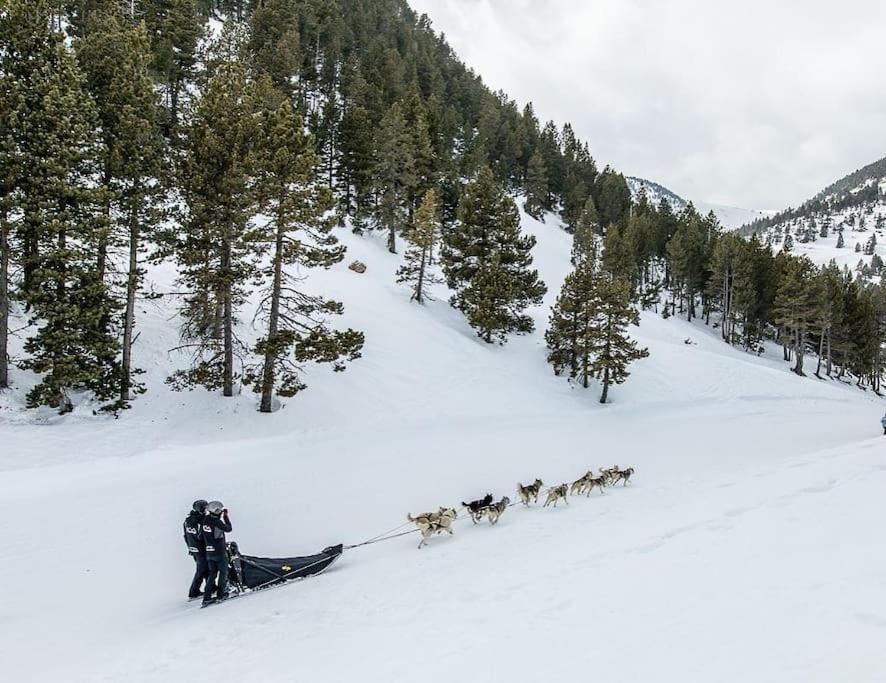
{"left": 1, "top": 209, "right": 885, "bottom": 682}
{"left": 627, "top": 176, "right": 768, "bottom": 229}
{"left": 742, "top": 188, "right": 886, "bottom": 282}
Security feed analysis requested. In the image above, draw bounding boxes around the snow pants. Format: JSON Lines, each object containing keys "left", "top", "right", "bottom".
{"left": 189, "top": 555, "right": 208, "bottom": 598}
{"left": 204, "top": 554, "right": 228, "bottom": 602}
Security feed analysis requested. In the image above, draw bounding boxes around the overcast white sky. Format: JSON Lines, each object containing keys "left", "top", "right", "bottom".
{"left": 409, "top": 0, "right": 886, "bottom": 209}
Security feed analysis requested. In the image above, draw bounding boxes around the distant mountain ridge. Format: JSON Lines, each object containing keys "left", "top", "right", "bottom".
{"left": 626, "top": 177, "right": 767, "bottom": 229}
{"left": 739, "top": 154, "right": 886, "bottom": 235}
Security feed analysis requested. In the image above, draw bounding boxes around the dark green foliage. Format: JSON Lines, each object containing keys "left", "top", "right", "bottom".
{"left": 547, "top": 260, "right": 648, "bottom": 402}
{"left": 142, "top": 0, "right": 203, "bottom": 133}
{"left": 594, "top": 167, "right": 631, "bottom": 228}
{"left": 523, "top": 149, "right": 549, "bottom": 220}
{"left": 772, "top": 256, "right": 820, "bottom": 375}
{"left": 168, "top": 57, "right": 256, "bottom": 397}
{"left": 77, "top": 9, "right": 166, "bottom": 405}
{"left": 571, "top": 196, "right": 599, "bottom": 265}
{"left": 244, "top": 85, "right": 363, "bottom": 412}
{"left": 373, "top": 101, "right": 415, "bottom": 253}
{"left": 590, "top": 276, "right": 649, "bottom": 403}
{"left": 546, "top": 256, "right": 599, "bottom": 387}
{"left": 442, "top": 168, "right": 546, "bottom": 343}
{"left": 4, "top": 2, "right": 119, "bottom": 412}
{"left": 397, "top": 189, "right": 442, "bottom": 303}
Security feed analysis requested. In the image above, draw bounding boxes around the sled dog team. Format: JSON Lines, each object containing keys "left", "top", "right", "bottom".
{"left": 407, "top": 465, "right": 635, "bottom": 549}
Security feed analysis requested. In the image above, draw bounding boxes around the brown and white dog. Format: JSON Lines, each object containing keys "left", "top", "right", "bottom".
{"left": 407, "top": 507, "right": 458, "bottom": 549}
{"left": 584, "top": 474, "right": 607, "bottom": 496}
{"left": 543, "top": 484, "right": 569, "bottom": 507}
{"left": 570, "top": 473, "right": 592, "bottom": 496}
{"left": 600, "top": 466, "right": 620, "bottom": 485}
{"left": 517, "top": 479, "right": 544, "bottom": 506}
{"left": 612, "top": 467, "right": 635, "bottom": 486}
{"left": 482, "top": 496, "right": 511, "bottom": 525}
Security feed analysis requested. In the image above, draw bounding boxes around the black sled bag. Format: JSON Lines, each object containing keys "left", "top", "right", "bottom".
{"left": 228, "top": 543, "right": 343, "bottom": 591}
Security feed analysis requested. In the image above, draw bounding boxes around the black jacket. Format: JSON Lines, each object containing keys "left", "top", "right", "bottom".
{"left": 183, "top": 511, "right": 206, "bottom": 557}
{"left": 201, "top": 513, "right": 232, "bottom": 556}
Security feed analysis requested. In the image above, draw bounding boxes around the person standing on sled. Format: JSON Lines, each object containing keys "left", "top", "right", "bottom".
{"left": 184, "top": 500, "right": 209, "bottom": 599}
{"left": 201, "top": 501, "right": 232, "bottom": 605}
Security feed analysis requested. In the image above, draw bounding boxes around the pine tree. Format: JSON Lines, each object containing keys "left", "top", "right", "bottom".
{"left": 373, "top": 102, "right": 415, "bottom": 253}
{"left": 245, "top": 86, "right": 363, "bottom": 413}
{"left": 169, "top": 57, "right": 256, "bottom": 397}
{"left": 772, "top": 256, "right": 820, "bottom": 375}
{"left": 0, "top": 6, "right": 22, "bottom": 389}
{"left": 77, "top": 10, "right": 166, "bottom": 406}
{"left": 546, "top": 255, "right": 599, "bottom": 386}
{"left": 589, "top": 276, "right": 649, "bottom": 403}
{"left": 836, "top": 229, "right": 844, "bottom": 249}
{"left": 523, "top": 149, "right": 548, "bottom": 220}
{"left": 708, "top": 232, "right": 743, "bottom": 344}
{"left": 397, "top": 189, "right": 442, "bottom": 303}
{"left": 667, "top": 206, "right": 710, "bottom": 320}
{"left": 572, "top": 196, "right": 599, "bottom": 265}
{"left": 247, "top": 0, "right": 301, "bottom": 97}
{"left": 9, "top": 3, "right": 119, "bottom": 412}
{"left": 601, "top": 222, "right": 637, "bottom": 288}
{"left": 561, "top": 179, "right": 588, "bottom": 231}
{"left": 594, "top": 167, "right": 631, "bottom": 228}
{"left": 142, "top": 0, "right": 203, "bottom": 134}
{"left": 442, "top": 167, "right": 546, "bottom": 342}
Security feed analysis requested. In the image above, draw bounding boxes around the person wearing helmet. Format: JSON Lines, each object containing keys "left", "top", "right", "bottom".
{"left": 201, "top": 501, "right": 232, "bottom": 606}
{"left": 183, "top": 500, "right": 208, "bottom": 599}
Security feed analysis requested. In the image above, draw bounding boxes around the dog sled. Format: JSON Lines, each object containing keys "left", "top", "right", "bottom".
{"left": 217, "top": 542, "right": 343, "bottom": 602}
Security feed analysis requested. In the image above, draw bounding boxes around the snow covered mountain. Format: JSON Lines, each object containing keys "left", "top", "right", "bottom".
{"left": 2, "top": 206, "right": 884, "bottom": 682}
{"left": 737, "top": 155, "right": 886, "bottom": 282}
{"left": 627, "top": 176, "right": 768, "bottom": 229}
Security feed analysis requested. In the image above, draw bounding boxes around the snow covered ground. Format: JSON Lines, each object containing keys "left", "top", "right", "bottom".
{"left": 1, "top": 208, "right": 885, "bottom": 682}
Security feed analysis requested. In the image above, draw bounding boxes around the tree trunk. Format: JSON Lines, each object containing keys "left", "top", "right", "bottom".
{"left": 55, "top": 227, "right": 72, "bottom": 413}
{"left": 120, "top": 205, "right": 139, "bottom": 403}
{"left": 222, "top": 240, "right": 234, "bottom": 397}
{"left": 212, "top": 291, "right": 223, "bottom": 341}
{"left": 0, "top": 206, "right": 8, "bottom": 388}
{"left": 414, "top": 245, "right": 427, "bottom": 303}
{"left": 815, "top": 330, "right": 824, "bottom": 379}
{"left": 387, "top": 223, "right": 396, "bottom": 254}
{"left": 793, "top": 331, "right": 805, "bottom": 376}
{"left": 259, "top": 213, "right": 285, "bottom": 413}
{"left": 826, "top": 334, "right": 832, "bottom": 376}
{"left": 600, "top": 366, "right": 610, "bottom": 403}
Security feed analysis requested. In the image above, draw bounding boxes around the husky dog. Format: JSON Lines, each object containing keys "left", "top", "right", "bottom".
{"left": 543, "top": 484, "right": 569, "bottom": 507}
{"left": 612, "top": 467, "right": 635, "bottom": 486}
{"left": 461, "top": 494, "right": 494, "bottom": 524}
{"left": 517, "top": 479, "right": 544, "bottom": 506}
{"left": 584, "top": 474, "right": 607, "bottom": 496}
{"left": 482, "top": 496, "right": 511, "bottom": 525}
{"left": 600, "top": 466, "right": 620, "bottom": 485}
{"left": 570, "top": 472, "right": 592, "bottom": 496}
{"left": 407, "top": 507, "right": 458, "bottom": 549}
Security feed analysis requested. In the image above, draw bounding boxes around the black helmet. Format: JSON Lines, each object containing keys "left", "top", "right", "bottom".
{"left": 192, "top": 499, "right": 208, "bottom": 514}
{"left": 207, "top": 500, "right": 224, "bottom": 515}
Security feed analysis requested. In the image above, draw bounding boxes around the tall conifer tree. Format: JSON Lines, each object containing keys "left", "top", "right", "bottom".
{"left": 77, "top": 9, "right": 166, "bottom": 406}
{"left": 246, "top": 86, "right": 363, "bottom": 413}
{"left": 397, "top": 189, "right": 442, "bottom": 303}
{"left": 8, "top": 2, "right": 118, "bottom": 412}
